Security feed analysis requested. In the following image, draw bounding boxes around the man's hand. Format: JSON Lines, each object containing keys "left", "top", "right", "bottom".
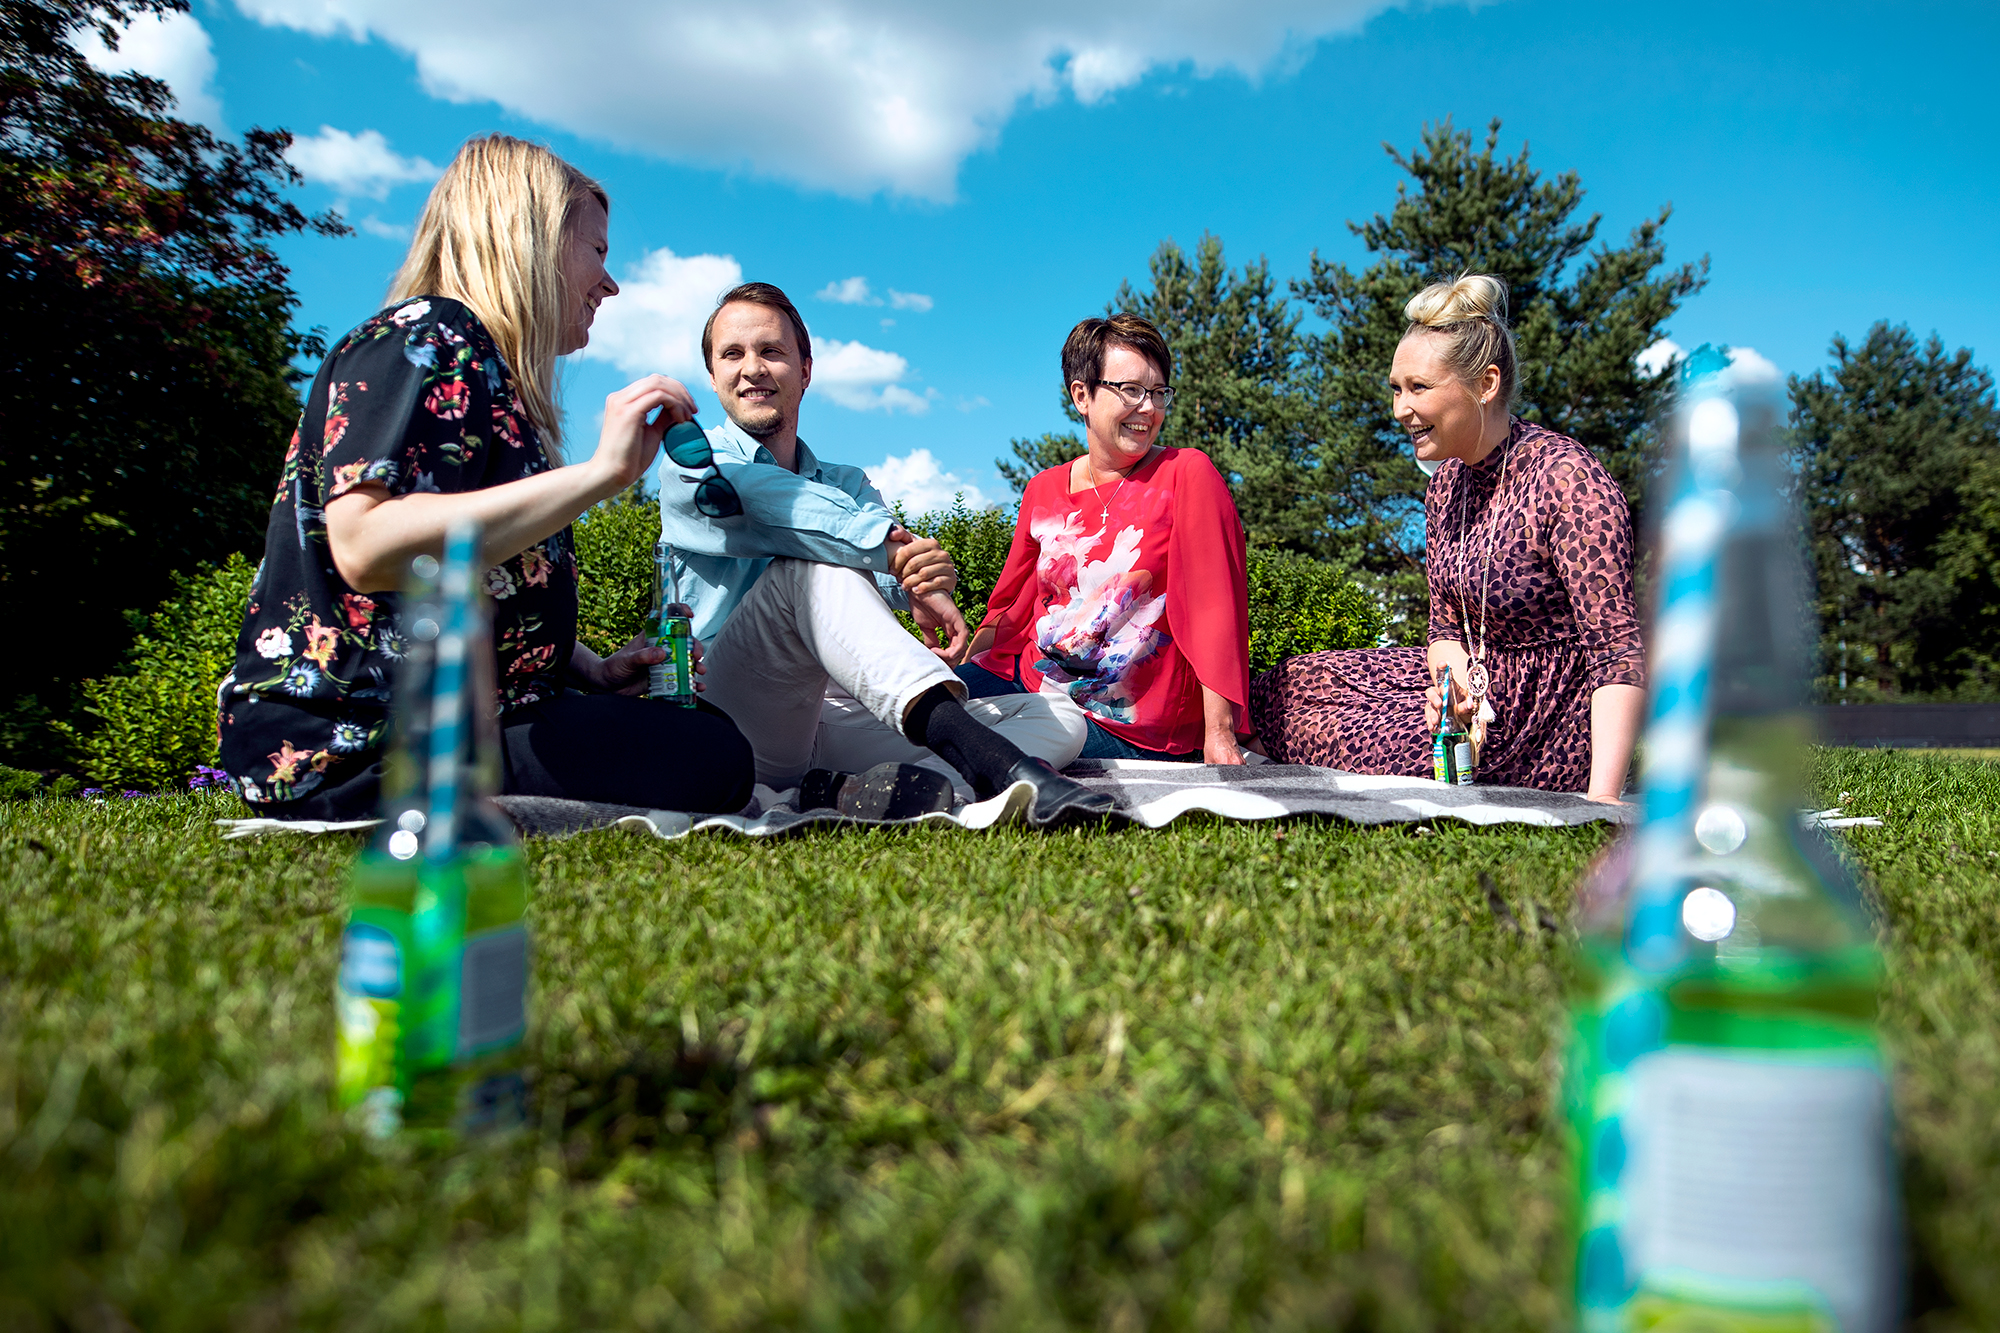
{"left": 911, "top": 588, "right": 968, "bottom": 664}
{"left": 888, "top": 526, "right": 958, "bottom": 597}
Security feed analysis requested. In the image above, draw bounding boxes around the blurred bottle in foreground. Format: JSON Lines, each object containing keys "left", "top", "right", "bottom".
{"left": 649, "top": 538, "right": 695, "bottom": 706}
{"left": 335, "top": 521, "right": 530, "bottom": 1137}
{"left": 1566, "top": 348, "right": 1898, "bottom": 1332}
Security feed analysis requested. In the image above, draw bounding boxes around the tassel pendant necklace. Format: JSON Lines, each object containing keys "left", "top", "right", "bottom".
{"left": 1456, "top": 432, "right": 1514, "bottom": 759}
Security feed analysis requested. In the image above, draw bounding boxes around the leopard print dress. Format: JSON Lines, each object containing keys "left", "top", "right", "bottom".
{"left": 1250, "top": 418, "right": 1645, "bottom": 792}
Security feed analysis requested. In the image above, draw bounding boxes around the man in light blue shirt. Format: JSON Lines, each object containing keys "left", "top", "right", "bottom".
{"left": 659, "top": 282, "right": 1103, "bottom": 825}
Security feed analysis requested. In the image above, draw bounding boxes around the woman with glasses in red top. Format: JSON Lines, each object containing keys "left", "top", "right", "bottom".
{"left": 957, "top": 315, "right": 1254, "bottom": 764}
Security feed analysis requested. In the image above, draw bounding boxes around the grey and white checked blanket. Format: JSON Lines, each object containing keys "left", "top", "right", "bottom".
{"left": 217, "top": 758, "right": 1633, "bottom": 841}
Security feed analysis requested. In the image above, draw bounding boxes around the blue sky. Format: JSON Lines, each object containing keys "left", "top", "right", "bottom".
{"left": 92, "top": 0, "right": 1999, "bottom": 512}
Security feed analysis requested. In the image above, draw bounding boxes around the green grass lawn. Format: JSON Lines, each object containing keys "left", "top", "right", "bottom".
{"left": 2, "top": 749, "right": 1996, "bottom": 1331}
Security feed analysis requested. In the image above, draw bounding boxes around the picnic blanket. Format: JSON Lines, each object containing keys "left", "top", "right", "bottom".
{"left": 217, "top": 758, "right": 1633, "bottom": 841}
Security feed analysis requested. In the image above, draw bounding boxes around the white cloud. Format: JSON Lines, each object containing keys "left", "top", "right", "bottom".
{"left": 1637, "top": 338, "right": 1682, "bottom": 378}
{"left": 817, "top": 276, "right": 881, "bottom": 306}
{"left": 77, "top": 9, "right": 223, "bottom": 128}
{"left": 888, "top": 289, "right": 934, "bottom": 313}
{"left": 811, "top": 338, "right": 935, "bottom": 414}
{"left": 358, "top": 214, "right": 413, "bottom": 241}
{"left": 866, "top": 449, "right": 989, "bottom": 514}
{"left": 1636, "top": 339, "right": 1785, "bottom": 388}
{"left": 286, "top": 126, "right": 441, "bottom": 199}
{"left": 230, "top": 0, "right": 1413, "bottom": 200}
{"left": 581, "top": 246, "right": 744, "bottom": 379}
{"left": 1725, "top": 346, "right": 1782, "bottom": 385}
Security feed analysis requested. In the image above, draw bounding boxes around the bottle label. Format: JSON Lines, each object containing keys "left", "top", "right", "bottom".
{"left": 1453, "top": 741, "right": 1474, "bottom": 786}
{"left": 652, "top": 616, "right": 695, "bottom": 705}
{"left": 459, "top": 924, "right": 528, "bottom": 1055}
{"left": 335, "top": 910, "right": 410, "bottom": 1122}
{"left": 1612, "top": 1047, "right": 1897, "bottom": 1332}
{"left": 1433, "top": 733, "right": 1454, "bottom": 783}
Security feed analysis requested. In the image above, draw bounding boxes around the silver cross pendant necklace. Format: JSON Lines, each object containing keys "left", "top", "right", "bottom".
{"left": 1087, "top": 447, "right": 1151, "bottom": 526}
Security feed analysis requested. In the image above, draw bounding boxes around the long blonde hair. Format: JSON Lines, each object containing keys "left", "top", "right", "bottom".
{"left": 389, "top": 135, "right": 606, "bottom": 463}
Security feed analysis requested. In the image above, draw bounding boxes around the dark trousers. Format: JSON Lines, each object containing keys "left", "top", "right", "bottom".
{"left": 251, "top": 693, "right": 756, "bottom": 821}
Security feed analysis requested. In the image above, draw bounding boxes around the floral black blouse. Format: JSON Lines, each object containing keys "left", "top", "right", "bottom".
{"left": 220, "top": 298, "right": 577, "bottom": 807}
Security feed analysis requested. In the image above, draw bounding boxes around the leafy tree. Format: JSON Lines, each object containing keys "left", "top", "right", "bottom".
{"left": 998, "top": 235, "right": 1321, "bottom": 549}
{"left": 1292, "top": 117, "right": 1705, "bottom": 634}
{"left": 0, "top": 0, "right": 342, "bottom": 766}
{"left": 1791, "top": 323, "right": 2000, "bottom": 700}
{"left": 996, "top": 430, "right": 1077, "bottom": 495}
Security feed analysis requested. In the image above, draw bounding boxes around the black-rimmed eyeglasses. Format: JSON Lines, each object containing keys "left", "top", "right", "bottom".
{"left": 1093, "top": 379, "right": 1176, "bottom": 410}
{"left": 662, "top": 420, "right": 743, "bottom": 519}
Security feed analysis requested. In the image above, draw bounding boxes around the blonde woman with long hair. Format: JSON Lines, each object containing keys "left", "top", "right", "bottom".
{"left": 221, "top": 135, "right": 754, "bottom": 818}
{"left": 1248, "top": 274, "right": 1646, "bottom": 801}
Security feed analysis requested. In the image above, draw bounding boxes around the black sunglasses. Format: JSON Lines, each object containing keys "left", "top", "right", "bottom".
{"left": 662, "top": 420, "right": 743, "bottom": 519}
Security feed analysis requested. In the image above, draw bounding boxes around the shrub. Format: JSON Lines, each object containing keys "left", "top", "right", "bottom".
{"left": 570, "top": 494, "right": 1383, "bottom": 671}
{"left": 64, "top": 500, "right": 1381, "bottom": 793}
{"left": 1245, "top": 549, "right": 1385, "bottom": 670}
{"left": 895, "top": 498, "right": 1016, "bottom": 628}
{"left": 67, "top": 554, "right": 255, "bottom": 791}
{"left": 573, "top": 494, "right": 662, "bottom": 657}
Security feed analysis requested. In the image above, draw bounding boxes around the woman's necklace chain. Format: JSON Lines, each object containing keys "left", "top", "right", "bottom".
{"left": 1089, "top": 449, "right": 1147, "bottom": 525}
{"left": 1455, "top": 426, "right": 1515, "bottom": 750}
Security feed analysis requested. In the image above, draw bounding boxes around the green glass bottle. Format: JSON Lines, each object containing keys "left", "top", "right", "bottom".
{"left": 1566, "top": 351, "right": 1898, "bottom": 1331}
{"left": 335, "top": 521, "right": 530, "bottom": 1137}
{"left": 648, "top": 540, "right": 695, "bottom": 706}
{"left": 1432, "top": 665, "right": 1473, "bottom": 785}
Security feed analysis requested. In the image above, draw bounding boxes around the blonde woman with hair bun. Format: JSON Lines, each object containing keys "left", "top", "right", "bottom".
{"left": 220, "top": 134, "right": 754, "bottom": 819}
{"left": 1248, "top": 273, "right": 1647, "bottom": 800}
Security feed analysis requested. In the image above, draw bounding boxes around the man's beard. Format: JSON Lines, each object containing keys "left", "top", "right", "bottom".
{"left": 730, "top": 398, "right": 787, "bottom": 439}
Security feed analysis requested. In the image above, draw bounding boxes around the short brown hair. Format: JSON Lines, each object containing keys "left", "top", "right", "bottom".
{"left": 702, "top": 281, "right": 812, "bottom": 370}
{"left": 1062, "top": 313, "right": 1172, "bottom": 397}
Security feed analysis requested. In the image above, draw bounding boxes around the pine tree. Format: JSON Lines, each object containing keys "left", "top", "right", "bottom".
{"left": 997, "top": 235, "right": 1320, "bottom": 548}
{"left": 1292, "top": 118, "right": 1705, "bottom": 635}
{"left": 1791, "top": 323, "right": 2000, "bottom": 700}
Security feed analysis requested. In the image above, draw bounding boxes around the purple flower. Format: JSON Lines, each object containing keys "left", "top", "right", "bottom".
{"left": 120, "top": 790, "right": 144, "bottom": 799}
{"left": 81, "top": 788, "right": 104, "bottom": 799}
{"left": 187, "top": 765, "right": 232, "bottom": 791}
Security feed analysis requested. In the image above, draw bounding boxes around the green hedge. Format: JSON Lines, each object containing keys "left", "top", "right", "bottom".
{"left": 66, "top": 553, "right": 256, "bottom": 791}
{"left": 573, "top": 494, "right": 662, "bottom": 658}
{"left": 1245, "top": 549, "right": 1384, "bottom": 671}
{"left": 573, "top": 497, "right": 1382, "bottom": 669}
{"left": 67, "top": 500, "right": 1382, "bottom": 790}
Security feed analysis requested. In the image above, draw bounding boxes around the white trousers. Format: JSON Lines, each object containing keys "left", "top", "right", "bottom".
{"left": 699, "top": 558, "right": 1086, "bottom": 797}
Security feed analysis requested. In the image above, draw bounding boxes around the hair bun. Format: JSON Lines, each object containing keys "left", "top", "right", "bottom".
{"left": 1404, "top": 273, "right": 1509, "bottom": 328}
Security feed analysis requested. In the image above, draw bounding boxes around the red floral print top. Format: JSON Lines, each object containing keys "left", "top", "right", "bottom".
{"left": 220, "top": 298, "right": 577, "bottom": 807}
{"left": 974, "top": 446, "right": 1250, "bottom": 755}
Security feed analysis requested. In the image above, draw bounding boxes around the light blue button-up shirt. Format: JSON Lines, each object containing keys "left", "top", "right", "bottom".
{"left": 657, "top": 417, "right": 908, "bottom": 642}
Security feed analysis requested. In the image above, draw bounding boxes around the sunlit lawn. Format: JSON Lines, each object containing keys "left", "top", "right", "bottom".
{"left": 1, "top": 748, "right": 1995, "bottom": 1330}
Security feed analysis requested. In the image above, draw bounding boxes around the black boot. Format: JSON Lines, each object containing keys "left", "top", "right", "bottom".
{"left": 904, "top": 685, "right": 1115, "bottom": 828}
{"left": 996, "top": 756, "right": 1116, "bottom": 827}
